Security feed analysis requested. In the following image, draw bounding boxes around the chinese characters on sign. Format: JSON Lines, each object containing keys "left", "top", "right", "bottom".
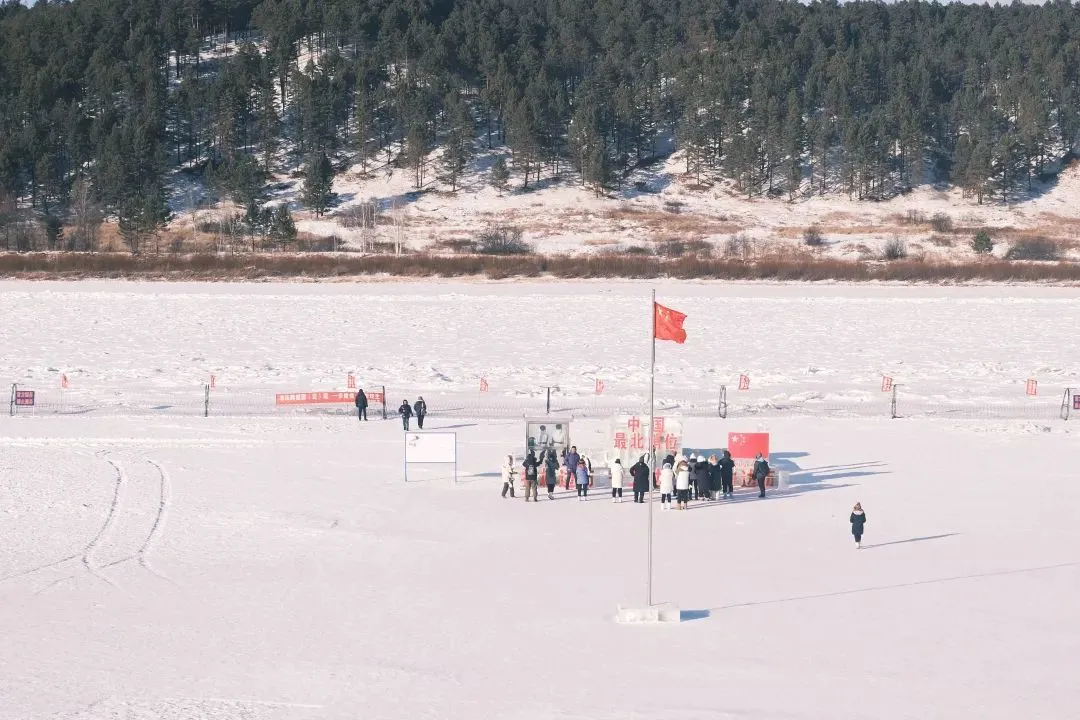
{"left": 609, "top": 415, "right": 683, "bottom": 468}
{"left": 274, "top": 391, "right": 356, "bottom": 405}
{"left": 14, "top": 390, "right": 35, "bottom": 407}
{"left": 1025, "top": 379, "right": 1038, "bottom": 396}
{"left": 738, "top": 374, "right": 750, "bottom": 391}
{"left": 881, "top": 376, "right": 893, "bottom": 392}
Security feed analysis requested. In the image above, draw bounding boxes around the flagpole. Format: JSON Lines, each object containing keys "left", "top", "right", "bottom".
{"left": 647, "top": 288, "right": 656, "bottom": 608}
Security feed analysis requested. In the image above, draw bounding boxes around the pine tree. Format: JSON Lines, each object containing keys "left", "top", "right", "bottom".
{"left": 302, "top": 152, "right": 334, "bottom": 217}
{"left": 490, "top": 156, "right": 510, "bottom": 193}
{"left": 270, "top": 204, "right": 297, "bottom": 249}
{"left": 441, "top": 91, "right": 474, "bottom": 192}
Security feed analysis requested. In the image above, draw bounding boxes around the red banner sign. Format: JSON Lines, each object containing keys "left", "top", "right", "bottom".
{"left": 595, "top": 379, "right": 604, "bottom": 395}
{"left": 60, "top": 374, "right": 69, "bottom": 389}
{"left": 480, "top": 378, "right": 489, "bottom": 392}
{"left": 728, "top": 432, "right": 769, "bottom": 459}
{"left": 347, "top": 373, "right": 356, "bottom": 389}
{"left": 275, "top": 391, "right": 356, "bottom": 405}
{"left": 1026, "top": 379, "right": 1038, "bottom": 396}
{"left": 881, "top": 376, "right": 893, "bottom": 392}
{"left": 368, "top": 392, "right": 385, "bottom": 405}
{"left": 14, "top": 390, "right": 35, "bottom": 406}
{"left": 1074, "top": 394, "right": 1080, "bottom": 411}
{"left": 738, "top": 374, "right": 750, "bottom": 391}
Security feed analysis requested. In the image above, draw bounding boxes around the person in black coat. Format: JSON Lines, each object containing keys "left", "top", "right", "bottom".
{"left": 398, "top": 399, "right": 413, "bottom": 430}
{"left": 692, "top": 457, "right": 711, "bottom": 501}
{"left": 542, "top": 448, "right": 559, "bottom": 500}
{"left": 752, "top": 453, "right": 770, "bottom": 498}
{"left": 355, "top": 388, "right": 368, "bottom": 421}
{"left": 522, "top": 450, "right": 540, "bottom": 502}
{"left": 850, "top": 502, "right": 867, "bottom": 548}
{"left": 718, "top": 450, "right": 735, "bottom": 498}
{"left": 413, "top": 396, "right": 427, "bottom": 429}
{"left": 706, "top": 455, "right": 722, "bottom": 501}
{"left": 630, "top": 455, "right": 651, "bottom": 503}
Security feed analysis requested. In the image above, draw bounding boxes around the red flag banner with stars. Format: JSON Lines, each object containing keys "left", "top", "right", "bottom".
{"left": 653, "top": 302, "right": 687, "bottom": 344}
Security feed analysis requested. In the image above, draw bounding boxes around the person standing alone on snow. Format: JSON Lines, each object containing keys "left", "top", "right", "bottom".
{"left": 398, "top": 399, "right": 413, "bottom": 430}
{"left": 850, "top": 503, "right": 867, "bottom": 548}
{"left": 658, "top": 461, "right": 675, "bottom": 510}
{"left": 500, "top": 455, "right": 516, "bottom": 498}
{"left": 610, "top": 459, "right": 625, "bottom": 502}
{"left": 413, "top": 396, "right": 427, "bottom": 429}
{"left": 630, "top": 455, "right": 650, "bottom": 503}
{"left": 753, "top": 452, "right": 770, "bottom": 498}
{"left": 522, "top": 450, "right": 540, "bottom": 502}
{"left": 575, "top": 459, "right": 591, "bottom": 500}
{"left": 355, "top": 388, "right": 368, "bottom": 421}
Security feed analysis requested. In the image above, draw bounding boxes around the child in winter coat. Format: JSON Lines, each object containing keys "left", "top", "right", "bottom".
{"left": 658, "top": 462, "right": 675, "bottom": 509}
{"left": 675, "top": 460, "right": 691, "bottom": 510}
{"left": 500, "top": 454, "right": 516, "bottom": 498}
{"left": 610, "top": 459, "right": 625, "bottom": 502}
{"left": 850, "top": 502, "right": 867, "bottom": 548}
{"left": 575, "top": 459, "right": 592, "bottom": 500}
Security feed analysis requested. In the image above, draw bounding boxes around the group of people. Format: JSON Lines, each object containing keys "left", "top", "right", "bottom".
{"left": 397, "top": 397, "right": 427, "bottom": 430}
{"left": 500, "top": 447, "right": 771, "bottom": 507}
{"left": 634, "top": 451, "right": 769, "bottom": 510}
{"left": 353, "top": 389, "right": 427, "bottom": 430}
{"left": 506, "top": 445, "right": 595, "bottom": 501}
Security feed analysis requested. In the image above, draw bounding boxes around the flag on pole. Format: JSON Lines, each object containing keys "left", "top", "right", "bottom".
{"left": 653, "top": 302, "right": 687, "bottom": 343}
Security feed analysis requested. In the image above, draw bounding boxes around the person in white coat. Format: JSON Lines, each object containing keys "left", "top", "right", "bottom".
{"left": 675, "top": 459, "right": 691, "bottom": 510}
{"left": 610, "top": 458, "right": 625, "bottom": 502}
{"left": 658, "top": 461, "right": 675, "bottom": 509}
{"left": 500, "top": 454, "right": 517, "bottom": 498}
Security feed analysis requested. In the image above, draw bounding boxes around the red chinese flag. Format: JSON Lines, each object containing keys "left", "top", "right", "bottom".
{"left": 654, "top": 302, "right": 687, "bottom": 344}
{"left": 728, "top": 432, "right": 770, "bottom": 460}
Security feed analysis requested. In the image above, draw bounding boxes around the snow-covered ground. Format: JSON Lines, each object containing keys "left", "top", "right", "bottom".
{"left": 2, "top": 281, "right": 1079, "bottom": 719}
{"left": 2, "top": 281, "right": 1078, "bottom": 415}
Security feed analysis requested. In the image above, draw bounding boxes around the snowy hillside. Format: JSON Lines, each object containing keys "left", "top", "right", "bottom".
{"left": 247, "top": 151, "right": 1080, "bottom": 263}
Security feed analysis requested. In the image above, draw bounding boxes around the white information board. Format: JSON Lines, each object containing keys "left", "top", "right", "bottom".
{"left": 405, "top": 432, "right": 457, "bottom": 464}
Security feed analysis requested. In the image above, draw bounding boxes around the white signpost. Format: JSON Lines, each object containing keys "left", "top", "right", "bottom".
{"left": 404, "top": 432, "right": 458, "bottom": 484}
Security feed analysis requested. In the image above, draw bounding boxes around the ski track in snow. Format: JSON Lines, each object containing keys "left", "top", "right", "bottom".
{"left": 79, "top": 458, "right": 124, "bottom": 590}
{"left": 1, "top": 455, "right": 177, "bottom": 594}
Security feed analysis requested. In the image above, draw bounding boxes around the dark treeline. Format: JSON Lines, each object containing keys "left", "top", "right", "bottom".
{"left": 2, "top": 0, "right": 1080, "bottom": 252}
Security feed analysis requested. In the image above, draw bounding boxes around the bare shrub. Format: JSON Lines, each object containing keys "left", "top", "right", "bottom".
{"left": 899, "top": 209, "right": 927, "bottom": 226}
{"left": 662, "top": 200, "right": 684, "bottom": 214}
{"left": 724, "top": 233, "right": 752, "bottom": 258}
{"left": 338, "top": 202, "right": 379, "bottom": 229}
{"left": 655, "top": 237, "right": 712, "bottom": 259}
{"left": 476, "top": 225, "right": 532, "bottom": 255}
{"left": 930, "top": 213, "right": 954, "bottom": 233}
{"left": 431, "top": 238, "right": 477, "bottom": 254}
{"left": 1005, "top": 237, "right": 1059, "bottom": 261}
{"left": 928, "top": 234, "right": 955, "bottom": 248}
{"left": 803, "top": 226, "right": 825, "bottom": 247}
{"left": 883, "top": 236, "right": 908, "bottom": 261}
